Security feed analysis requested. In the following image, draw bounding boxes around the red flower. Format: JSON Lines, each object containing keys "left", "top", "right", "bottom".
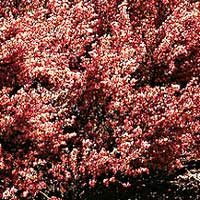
{"left": 0, "top": 0, "right": 199, "bottom": 199}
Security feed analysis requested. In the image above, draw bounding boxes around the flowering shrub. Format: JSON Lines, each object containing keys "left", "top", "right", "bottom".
{"left": 0, "top": 0, "right": 199, "bottom": 199}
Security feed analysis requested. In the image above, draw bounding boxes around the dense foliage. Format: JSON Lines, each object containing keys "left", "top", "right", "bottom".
{"left": 0, "top": 0, "right": 199, "bottom": 199}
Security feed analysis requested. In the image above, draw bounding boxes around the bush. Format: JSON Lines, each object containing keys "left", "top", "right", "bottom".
{"left": 0, "top": 0, "right": 199, "bottom": 199}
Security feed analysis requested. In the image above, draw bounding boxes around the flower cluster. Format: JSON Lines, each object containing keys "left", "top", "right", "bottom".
{"left": 0, "top": 0, "right": 199, "bottom": 199}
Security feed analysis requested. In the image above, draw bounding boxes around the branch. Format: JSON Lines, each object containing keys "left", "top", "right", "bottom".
{"left": 186, "top": 169, "right": 200, "bottom": 182}
{"left": 39, "top": 191, "right": 51, "bottom": 200}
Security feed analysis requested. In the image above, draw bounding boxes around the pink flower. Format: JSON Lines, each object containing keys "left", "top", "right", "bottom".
{"left": 89, "top": 179, "right": 96, "bottom": 188}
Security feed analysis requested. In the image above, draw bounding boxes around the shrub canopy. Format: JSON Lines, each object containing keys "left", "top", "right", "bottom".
{"left": 0, "top": 0, "right": 199, "bottom": 199}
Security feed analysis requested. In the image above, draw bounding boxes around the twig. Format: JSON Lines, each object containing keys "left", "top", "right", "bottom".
{"left": 186, "top": 169, "right": 200, "bottom": 182}
{"left": 39, "top": 191, "right": 51, "bottom": 200}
